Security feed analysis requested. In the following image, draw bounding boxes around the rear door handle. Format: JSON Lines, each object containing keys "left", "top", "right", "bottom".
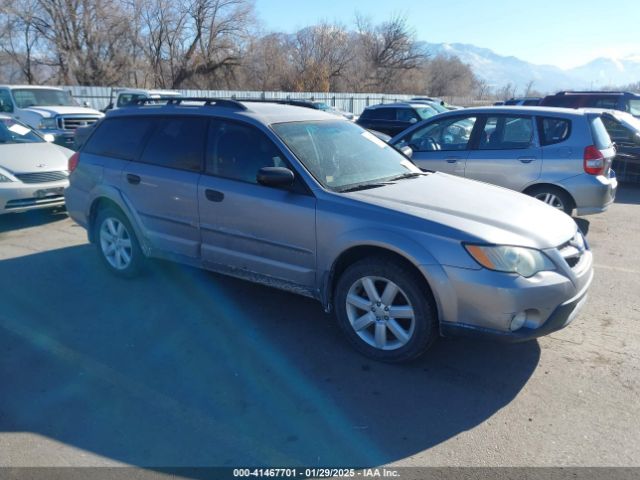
{"left": 126, "top": 173, "right": 141, "bottom": 185}
{"left": 518, "top": 157, "right": 536, "bottom": 164}
{"left": 446, "top": 157, "right": 462, "bottom": 164}
{"left": 205, "top": 189, "right": 224, "bottom": 202}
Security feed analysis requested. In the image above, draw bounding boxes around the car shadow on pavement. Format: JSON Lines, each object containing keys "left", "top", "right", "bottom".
{"left": 0, "top": 245, "right": 540, "bottom": 472}
{"left": 0, "top": 209, "right": 68, "bottom": 234}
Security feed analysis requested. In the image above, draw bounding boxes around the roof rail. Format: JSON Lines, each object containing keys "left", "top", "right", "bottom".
{"left": 556, "top": 91, "right": 628, "bottom": 95}
{"left": 132, "top": 97, "right": 248, "bottom": 110}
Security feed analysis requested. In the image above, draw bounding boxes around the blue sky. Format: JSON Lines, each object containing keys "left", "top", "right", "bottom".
{"left": 254, "top": 0, "right": 640, "bottom": 69}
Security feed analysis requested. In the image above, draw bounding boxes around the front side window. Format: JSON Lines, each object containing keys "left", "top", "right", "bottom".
{"left": 0, "top": 118, "right": 44, "bottom": 144}
{"left": 371, "top": 108, "right": 395, "bottom": 120}
{"left": 479, "top": 116, "right": 533, "bottom": 150}
{"left": 397, "top": 116, "right": 477, "bottom": 152}
{"left": 0, "top": 90, "right": 14, "bottom": 113}
{"left": 139, "top": 117, "right": 207, "bottom": 171}
{"left": 397, "top": 108, "right": 419, "bottom": 122}
{"left": 207, "top": 121, "right": 286, "bottom": 184}
{"left": 273, "top": 120, "right": 420, "bottom": 191}
{"left": 628, "top": 99, "right": 640, "bottom": 117}
{"left": 11, "top": 88, "right": 76, "bottom": 108}
{"left": 84, "top": 117, "right": 155, "bottom": 160}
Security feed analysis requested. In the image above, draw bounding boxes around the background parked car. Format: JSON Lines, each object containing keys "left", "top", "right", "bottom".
{"left": 589, "top": 109, "right": 640, "bottom": 183}
{"left": 504, "top": 97, "right": 542, "bottom": 106}
{"left": 389, "top": 106, "right": 617, "bottom": 215}
{"left": 0, "top": 115, "right": 72, "bottom": 214}
{"left": 356, "top": 102, "right": 441, "bottom": 136}
{"left": 102, "top": 88, "right": 181, "bottom": 111}
{"left": 540, "top": 91, "right": 640, "bottom": 118}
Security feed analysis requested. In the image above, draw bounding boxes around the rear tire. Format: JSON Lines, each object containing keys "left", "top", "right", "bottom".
{"left": 334, "top": 256, "right": 438, "bottom": 363}
{"left": 94, "top": 207, "right": 144, "bottom": 278}
{"left": 527, "top": 186, "right": 574, "bottom": 215}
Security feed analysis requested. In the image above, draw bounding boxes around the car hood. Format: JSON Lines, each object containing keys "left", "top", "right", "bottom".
{"left": 0, "top": 143, "right": 73, "bottom": 174}
{"left": 346, "top": 172, "right": 577, "bottom": 249}
{"left": 22, "top": 106, "right": 103, "bottom": 117}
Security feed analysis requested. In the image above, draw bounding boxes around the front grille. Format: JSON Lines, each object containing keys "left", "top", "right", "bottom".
{"left": 59, "top": 116, "right": 100, "bottom": 131}
{"left": 15, "top": 171, "right": 69, "bottom": 184}
{"left": 5, "top": 196, "right": 64, "bottom": 209}
{"left": 558, "top": 231, "right": 587, "bottom": 270}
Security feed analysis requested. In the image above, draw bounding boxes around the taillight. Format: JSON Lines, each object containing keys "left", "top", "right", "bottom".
{"left": 583, "top": 145, "right": 604, "bottom": 175}
{"left": 68, "top": 152, "right": 80, "bottom": 173}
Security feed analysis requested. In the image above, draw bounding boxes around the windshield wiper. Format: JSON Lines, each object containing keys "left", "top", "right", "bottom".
{"left": 386, "top": 172, "right": 427, "bottom": 181}
{"left": 337, "top": 182, "right": 390, "bottom": 193}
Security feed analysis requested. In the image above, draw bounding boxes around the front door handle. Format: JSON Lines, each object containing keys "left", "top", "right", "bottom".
{"left": 446, "top": 157, "right": 462, "bottom": 164}
{"left": 518, "top": 157, "right": 536, "bottom": 164}
{"left": 126, "top": 173, "right": 141, "bottom": 185}
{"left": 205, "top": 189, "right": 224, "bottom": 202}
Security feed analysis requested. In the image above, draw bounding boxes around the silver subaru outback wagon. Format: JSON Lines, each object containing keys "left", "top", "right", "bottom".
{"left": 65, "top": 99, "right": 593, "bottom": 362}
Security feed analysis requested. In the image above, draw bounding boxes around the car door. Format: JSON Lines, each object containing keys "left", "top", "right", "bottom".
{"left": 120, "top": 116, "right": 206, "bottom": 258}
{"left": 464, "top": 114, "right": 542, "bottom": 191}
{"left": 198, "top": 119, "right": 317, "bottom": 289}
{"left": 392, "top": 114, "right": 478, "bottom": 175}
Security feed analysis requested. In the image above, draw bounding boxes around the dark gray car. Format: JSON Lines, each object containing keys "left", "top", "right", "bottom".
{"left": 65, "top": 99, "right": 593, "bottom": 362}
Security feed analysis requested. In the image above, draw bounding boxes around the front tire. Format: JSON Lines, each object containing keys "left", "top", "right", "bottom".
{"left": 334, "top": 256, "right": 437, "bottom": 363}
{"left": 94, "top": 207, "right": 144, "bottom": 277}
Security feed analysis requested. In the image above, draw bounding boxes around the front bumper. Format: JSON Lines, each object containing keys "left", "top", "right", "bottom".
{"left": 425, "top": 248, "right": 593, "bottom": 342}
{"left": 0, "top": 180, "right": 68, "bottom": 214}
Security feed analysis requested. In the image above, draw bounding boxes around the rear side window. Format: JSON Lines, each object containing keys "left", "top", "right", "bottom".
{"left": 590, "top": 117, "right": 613, "bottom": 149}
{"left": 84, "top": 117, "right": 154, "bottom": 160}
{"left": 537, "top": 117, "right": 571, "bottom": 146}
{"left": 478, "top": 116, "right": 533, "bottom": 150}
{"left": 139, "top": 117, "right": 207, "bottom": 171}
{"left": 541, "top": 95, "right": 577, "bottom": 108}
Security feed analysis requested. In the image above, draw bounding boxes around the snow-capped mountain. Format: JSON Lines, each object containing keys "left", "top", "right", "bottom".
{"left": 421, "top": 42, "right": 640, "bottom": 94}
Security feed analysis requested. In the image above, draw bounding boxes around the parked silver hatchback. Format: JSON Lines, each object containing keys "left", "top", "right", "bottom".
{"left": 390, "top": 106, "right": 617, "bottom": 215}
{"left": 65, "top": 99, "right": 593, "bottom": 362}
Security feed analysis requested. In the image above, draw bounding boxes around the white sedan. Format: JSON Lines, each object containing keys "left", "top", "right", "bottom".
{"left": 0, "top": 115, "right": 73, "bottom": 214}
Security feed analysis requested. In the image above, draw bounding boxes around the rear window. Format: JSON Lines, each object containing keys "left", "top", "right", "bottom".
{"left": 590, "top": 117, "right": 613, "bottom": 149}
{"left": 538, "top": 117, "right": 571, "bottom": 146}
{"left": 84, "top": 117, "right": 154, "bottom": 160}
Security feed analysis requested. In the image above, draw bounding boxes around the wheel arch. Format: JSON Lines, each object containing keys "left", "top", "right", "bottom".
{"left": 323, "top": 245, "right": 439, "bottom": 321}
{"left": 523, "top": 182, "right": 576, "bottom": 210}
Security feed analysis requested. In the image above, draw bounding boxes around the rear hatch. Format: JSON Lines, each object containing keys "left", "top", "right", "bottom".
{"left": 587, "top": 115, "right": 616, "bottom": 177}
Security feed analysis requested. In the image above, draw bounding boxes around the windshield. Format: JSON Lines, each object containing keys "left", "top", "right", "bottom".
{"left": 313, "top": 102, "right": 331, "bottom": 111}
{"left": 427, "top": 102, "right": 449, "bottom": 113}
{"left": 618, "top": 112, "right": 640, "bottom": 132}
{"left": 415, "top": 106, "right": 439, "bottom": 120}
{"left": 12, "top": 88, "right": 76, "bottom": 108}
{"left": 272, "top": 120, "right": 421, "bottom": 191}
{"left": 0, "top": 118, "right": 44, "bottom": 144}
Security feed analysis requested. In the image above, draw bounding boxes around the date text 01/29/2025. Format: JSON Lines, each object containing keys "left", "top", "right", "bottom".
{"left": 232, "top": 468, "right": 400, "bottom": 478}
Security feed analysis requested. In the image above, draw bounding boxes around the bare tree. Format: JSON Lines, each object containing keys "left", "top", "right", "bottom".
{"left": 424, "top": 54, "right": 477, "bottom": 97}
{"left": 355, "top": 14, "right": 426, "bottom": 92}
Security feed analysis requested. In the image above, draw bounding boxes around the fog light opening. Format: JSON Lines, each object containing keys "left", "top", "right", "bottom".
{"left": 510, "top": 311, "right": 528, "bottom": 331}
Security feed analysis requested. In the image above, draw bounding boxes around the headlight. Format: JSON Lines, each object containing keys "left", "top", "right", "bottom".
{"left": 465, "top": 244, "right": 555, "bottom": 277}
{"left": 38, "top": 118, "right": 58, "bottom": 130}
{"left": 0, "top": 169, "right": 14, "bottom": 183}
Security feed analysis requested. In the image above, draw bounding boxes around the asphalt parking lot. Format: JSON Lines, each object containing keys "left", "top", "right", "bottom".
{"left": 0, "top": 185, "right": 639, "bottom": 472}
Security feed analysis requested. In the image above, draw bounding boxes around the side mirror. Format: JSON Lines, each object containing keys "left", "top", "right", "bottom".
{"left": 634, "top": 132, "right": 640, "bottom": 145}
{"left": 257, "top": 167, "right": 295, "bottom": 187}
{"left": 83, "top": 101, "right": 91, "bottom": 108}
{"left": 400, "top": 145, "right": 413, "bottom": 158}
{"left": 43, "top": 133, "right": 55, "bottom": 143}
{"left": 409, "top": 118, "right": 418, "bottom": 124}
